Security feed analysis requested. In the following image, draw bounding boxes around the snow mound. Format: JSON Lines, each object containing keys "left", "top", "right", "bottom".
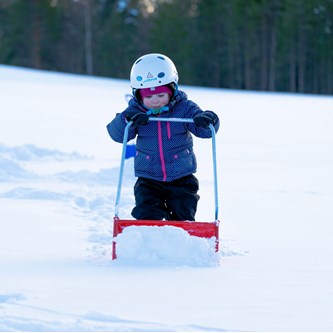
{"left": 114, "top": 225, "right": 221, "bottom": 267}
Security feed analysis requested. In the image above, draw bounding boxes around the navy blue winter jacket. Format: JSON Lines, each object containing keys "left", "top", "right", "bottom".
{"left": 106, "top": 90, "right": 220, "bottom": 182}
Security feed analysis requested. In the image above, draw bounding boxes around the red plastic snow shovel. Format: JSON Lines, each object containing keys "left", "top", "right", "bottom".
{"left": 112, "top": 117, "right": 220, "bottom": 260}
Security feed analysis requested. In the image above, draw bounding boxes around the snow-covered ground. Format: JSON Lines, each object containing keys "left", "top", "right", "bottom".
{"left": 0, "top": 64, "right": 333, "bottom": 331}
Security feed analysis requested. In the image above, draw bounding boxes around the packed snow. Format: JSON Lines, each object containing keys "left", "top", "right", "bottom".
{"left": 114, "top": 225, "right": 220, "bottom": 266}
{"left": 0, "top": 64, "right": 333, "bottom": 331}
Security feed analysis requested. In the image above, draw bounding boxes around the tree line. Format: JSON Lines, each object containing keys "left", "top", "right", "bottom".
{"left": 0, "top": 0, "right": 332, "bottom": 94}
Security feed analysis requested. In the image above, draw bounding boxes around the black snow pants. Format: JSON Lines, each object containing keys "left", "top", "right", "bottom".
{"left": 131, "top": 174, "right": 200, "bottom": 221}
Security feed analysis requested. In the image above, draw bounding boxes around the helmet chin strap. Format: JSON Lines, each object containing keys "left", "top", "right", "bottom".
{"left": 146, "top": 106, "right": 169, "bottom": 115}
{"left": 172, "top": 83, "right": 179, "bottom": 97}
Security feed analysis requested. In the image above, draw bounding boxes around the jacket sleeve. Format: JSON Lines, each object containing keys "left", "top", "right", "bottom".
{"left": 106, "top": 110, "right": 137, "bottom": 143}
{"left": 185, "top": 100, "right": 220, "bottom": 138}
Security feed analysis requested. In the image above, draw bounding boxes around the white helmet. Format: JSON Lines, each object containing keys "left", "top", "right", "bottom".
{"left": 130, "top": 53, "right": 178, "bottom": 89}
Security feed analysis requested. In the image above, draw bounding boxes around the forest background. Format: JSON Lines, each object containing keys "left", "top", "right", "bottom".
{"left": 0, "top": 0, "right": 332, "bottom": 95}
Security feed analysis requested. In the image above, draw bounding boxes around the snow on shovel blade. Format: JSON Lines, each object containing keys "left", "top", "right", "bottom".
{"left": 112, "top": 217, "right": 219, "bottom": 260}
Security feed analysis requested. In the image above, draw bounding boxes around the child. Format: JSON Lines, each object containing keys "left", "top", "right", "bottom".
{"left": 107, "top": 53, "right": 219, "bottom": 221}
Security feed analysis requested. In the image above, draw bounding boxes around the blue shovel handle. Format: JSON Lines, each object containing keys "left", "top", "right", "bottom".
{"left": 114, "top": 118, "right": 219, "bottom": 221}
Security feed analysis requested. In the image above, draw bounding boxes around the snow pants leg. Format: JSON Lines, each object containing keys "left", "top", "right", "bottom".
{"left": 131, "top": 175, "right": 200, "bottom": 221}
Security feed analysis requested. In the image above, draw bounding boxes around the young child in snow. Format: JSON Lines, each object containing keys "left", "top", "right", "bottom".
{"left": 106, "top": 53, "right": 220, "bottom": 221}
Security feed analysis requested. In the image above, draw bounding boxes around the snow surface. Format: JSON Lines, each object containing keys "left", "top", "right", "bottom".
{"left": 0, "top": 64, "right": 333, "bottom": 331}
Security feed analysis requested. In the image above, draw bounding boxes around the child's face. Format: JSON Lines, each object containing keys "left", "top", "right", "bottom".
{"left": 142, "top": 93, "right": 170, "bottom": 109}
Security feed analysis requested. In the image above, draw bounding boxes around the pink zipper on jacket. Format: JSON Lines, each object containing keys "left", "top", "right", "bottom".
{"left": 157, "top": 121, "right": 166, "bottom": 181}
{"left": 166, "top": 122, "right": 171, "bottom": 139}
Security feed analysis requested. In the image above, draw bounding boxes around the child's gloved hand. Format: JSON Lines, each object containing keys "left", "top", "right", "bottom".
{"left": 193, "top": 112, "right": 216, "bottom": 128}
{"left": 125, "top": 111, "right": 149, "bottom": 126}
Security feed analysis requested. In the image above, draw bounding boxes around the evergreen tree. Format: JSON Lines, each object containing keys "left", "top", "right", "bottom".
{"left": 0, "top": 0, "right": 331, "bottom": 94}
